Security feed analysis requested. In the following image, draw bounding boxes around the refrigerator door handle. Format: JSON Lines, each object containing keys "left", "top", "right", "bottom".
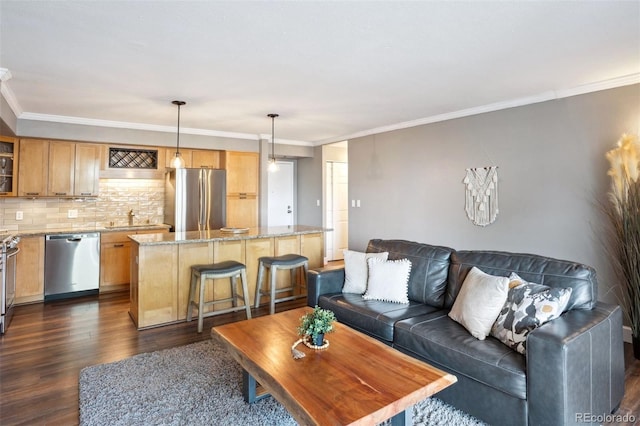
{"left": 199, "top": 170, "right": 206, "bottom": 230}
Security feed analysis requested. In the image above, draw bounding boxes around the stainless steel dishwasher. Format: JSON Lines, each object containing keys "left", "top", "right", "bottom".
{"left": 45, "top": 233, "right": 100, "bottom": 301}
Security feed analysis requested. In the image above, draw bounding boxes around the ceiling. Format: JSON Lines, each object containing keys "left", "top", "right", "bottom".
{"left": 1, "top": 1, "right": 639, "bottom": 146}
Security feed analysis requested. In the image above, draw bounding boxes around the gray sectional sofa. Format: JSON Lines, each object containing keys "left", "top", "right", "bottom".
{"left": 307, "top": 239, "right": 625, "bottom": 426}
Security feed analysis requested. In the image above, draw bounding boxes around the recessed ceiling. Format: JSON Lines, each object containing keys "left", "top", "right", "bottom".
{"left": 1, "top": 1, "right": 638, "bottom": 145}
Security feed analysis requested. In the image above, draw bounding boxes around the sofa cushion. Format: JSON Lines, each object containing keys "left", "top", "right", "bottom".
{"left": 363, "top": 257, "right": 411, "bottom": 304}
{"left": 448, "top": 267, "right": 509, "bottom": 340}
{"left": 318, "top": 293, "right": 440, "bottom": 342}
{"left": 491, "top": 273, "right": 573, "bottom": 354}
{"left": 394, "top": 311, "right": 527, "bottom": 400}
{"left": 342, "top": 249, "right": 389, "bottom": 294}
{"left": 366, "top": 239, "right": 454, "bottom": 308}
{"left": 446, "top": 250, "right": 596, "bottom": 310}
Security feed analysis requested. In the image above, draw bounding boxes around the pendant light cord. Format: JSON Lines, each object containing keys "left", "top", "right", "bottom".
{"left": 172, "top": 100, "right": 186, "bottom": 155}
{"left": 268, "top": 113, "right": 279, "bottom": 162}
{"left": 176, "top": 103, "right": 181, "bottom": 153}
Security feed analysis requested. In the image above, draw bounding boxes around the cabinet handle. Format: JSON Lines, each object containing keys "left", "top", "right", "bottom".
{"left": 79, "top": 192, "right": 92, "bottom": 196}
{"left": 26, "top": 192, "right": 40, "bottom": 196}
{"left": 54, "top": 192, "right": 67, "bottom": 196}
{"left": 114, "top": 244, "right": 125, "bottom": 248}
{"left": 0, "top": 192, "right": 8, "bottom": 195}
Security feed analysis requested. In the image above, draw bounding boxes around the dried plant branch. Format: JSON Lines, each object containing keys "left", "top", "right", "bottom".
{"left": 605, "top": 133, "right": 640, "bottom": 339}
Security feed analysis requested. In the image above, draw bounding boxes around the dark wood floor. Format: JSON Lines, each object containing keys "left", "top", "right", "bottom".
{"left": 0, "top": 291, "right": 306, "bottom": 425}
{"left": 0, "top": 291, "right": 638, "bottom": 425}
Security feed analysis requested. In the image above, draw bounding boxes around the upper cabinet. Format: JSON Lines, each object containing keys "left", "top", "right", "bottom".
{"left": 18, "top": 139, "right": 49, "bottom": 197}
{"left": 0, "top": 136, "right": 19, "bottom": 197}
{"left": 223, "top": 151, "right": 259, "bottom": 195}
{"left": 18, "top": 139, "right": 100, "bottom": 197}
{"left": 48, "top": 141, "right": 75, "bottom": 196}
{"left": 74, "top": 143, "right": 101, "bottom": 196}
{"left": 191, "top": 150, "right": 221, "bottom": 169}
{"left": 164, "top": 148, "right": 221, "bottom": 169}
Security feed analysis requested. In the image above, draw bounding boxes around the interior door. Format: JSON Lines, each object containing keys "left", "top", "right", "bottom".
{"left": 268, "top": 160, "right": 295, "bottom": 227}
{"left": 325, "top": 161, "right": 348, "bottom": 261}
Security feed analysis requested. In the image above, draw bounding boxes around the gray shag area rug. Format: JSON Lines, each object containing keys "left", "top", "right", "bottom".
{"left": 79, "top": 339, "right": 487, "bottom": 426}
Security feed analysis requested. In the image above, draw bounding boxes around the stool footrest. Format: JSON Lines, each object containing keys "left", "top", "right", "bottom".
{"left": 199, "top": 305, "right": 251, "bottom": 319}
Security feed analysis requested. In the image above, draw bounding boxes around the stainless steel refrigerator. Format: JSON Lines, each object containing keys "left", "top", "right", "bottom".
{"left": 164, "top": 168, "right": 226, "bottom": 232}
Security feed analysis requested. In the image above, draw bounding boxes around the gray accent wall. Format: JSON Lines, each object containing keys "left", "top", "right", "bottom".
{"left": 297, "top": 145, "right": 324, "bottom": 227}
{"left": 348, "top": 84, "right": 640, "bottom": 304}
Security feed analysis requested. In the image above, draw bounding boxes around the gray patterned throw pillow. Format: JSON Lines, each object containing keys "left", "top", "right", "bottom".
{"left": 490, "top": 273, "right": 572, "bottom": 355}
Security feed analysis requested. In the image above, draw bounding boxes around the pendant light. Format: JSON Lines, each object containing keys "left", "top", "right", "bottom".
{"left": 170, "top": 100, "right": 186, "bottom": 169}
{"left": 267, "top": 113, "right": 279, "bottom": 172}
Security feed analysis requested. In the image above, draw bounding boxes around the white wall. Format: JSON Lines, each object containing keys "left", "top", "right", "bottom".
{"left": 347, "top": 84, "right": 640, "bottom": 304}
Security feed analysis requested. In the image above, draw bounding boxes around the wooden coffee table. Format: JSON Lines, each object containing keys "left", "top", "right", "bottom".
{"left": 212, "top": 307, "right": 457, "bottom": 425}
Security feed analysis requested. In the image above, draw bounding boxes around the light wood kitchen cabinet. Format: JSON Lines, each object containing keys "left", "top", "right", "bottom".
{"left": 225, "top": 194, "right": 258, "bottom": 228}
{"left": 223, "top": 151, "right": 259, "bottom": 228}
{"left": 0, "top": 136, "right": 19, "bottom": 197}
{"left": 100, "top": 228, "right": 168, "bottom": 293}
{"left": 15, "top": 235, "right": 45, "bottom": 304}
{"left": 48, "top": 141, "right": 75, "bottom": 196}
{"left": 130, "top": 242, "right": 179, "bottom": 328}
{"left": 223, "top": 151, "right": 259, "bottom": 194}
{"left": 18, "top": 139, "right": 101, "bottom": 197}
{"left": 191, "top": 150, "right": 221, "bottom": 168}
{"left": 52, "top": 141, "right": 100, "bottom": 196}
{"left": 164, "top": 148, "right": 221, "bottom": 169}
{"left": 100, "top": 231, "right": 132, "bottom": 292}
{"left": 18, "top": 139, "right": 49, "bottom": 197}
{"left": 74, "top": 143, "right": 101, "bottom": 196}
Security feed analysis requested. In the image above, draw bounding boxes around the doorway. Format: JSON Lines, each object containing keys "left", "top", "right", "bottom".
{"left": 325, "top": 161, "right": 348, "bottom": 261}
{"left": 267, "top": 160, "right": 295, "bottom": 227}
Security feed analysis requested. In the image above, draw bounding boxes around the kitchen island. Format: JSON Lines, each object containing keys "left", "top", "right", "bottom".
{"left": 128, "top": 225, "right": 326, "bottom": 329}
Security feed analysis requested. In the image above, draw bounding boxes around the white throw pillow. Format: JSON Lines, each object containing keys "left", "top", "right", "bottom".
{"left": 342, "top": 250, "right": 389, "bottom": 294}
{"left": 362, "top": 257, "right": 412, "bottom": 304}
{"left": 448, "top": 267, "right": 509, "bottom": 340}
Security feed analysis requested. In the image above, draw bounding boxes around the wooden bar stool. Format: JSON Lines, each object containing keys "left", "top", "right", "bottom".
{"left": 254, "top": 254, "right": 309, "bottom": 315}
{"left": 187, "top": 260, "right": 252, "bottom": 332}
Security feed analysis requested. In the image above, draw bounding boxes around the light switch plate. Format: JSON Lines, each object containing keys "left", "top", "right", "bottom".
{"left": 15, "top": 211, "right": 23, "bottom": 220}
{"left": 68, "top": 209, "right": 78, "bottom": 219}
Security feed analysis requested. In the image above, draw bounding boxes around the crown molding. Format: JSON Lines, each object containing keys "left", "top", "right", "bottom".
{"left": 258, "top": 134, "right": 313, "bottom": 147}
{"left": 315, "top": 73, "right": 640, "bottom": 145}
{"left": 0, "top": 79, "right": 24, "bottom": 118}
{"left": 18, "top": 112, "right": 260, "bottom": 141}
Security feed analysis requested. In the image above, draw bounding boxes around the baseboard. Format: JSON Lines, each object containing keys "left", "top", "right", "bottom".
{"left": 623, "top": 325, "right": 632, "bottom": 343}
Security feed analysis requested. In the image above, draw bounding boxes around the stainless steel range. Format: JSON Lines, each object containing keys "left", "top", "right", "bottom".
{"left": 0, "top": 235, "right": 20, "bottom": 334}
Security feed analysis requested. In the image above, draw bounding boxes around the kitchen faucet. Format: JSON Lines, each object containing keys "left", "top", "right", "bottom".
{"left": 128, "top": 209, "right": 135, "bottom": 226}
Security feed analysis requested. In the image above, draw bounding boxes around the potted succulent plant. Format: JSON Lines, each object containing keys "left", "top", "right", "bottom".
{"left": 605, "top": 133, "right": 640, "bottom": 359}
{"left": 298, "top": 306, "right": 336, "bottom": 347}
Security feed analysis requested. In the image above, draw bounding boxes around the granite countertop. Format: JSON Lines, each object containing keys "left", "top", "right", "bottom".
{"left": 129, "top": 225, "right": 328, "bottom": 246}
{"left": 5, "top": 224, "right": 171, "bottom": 238}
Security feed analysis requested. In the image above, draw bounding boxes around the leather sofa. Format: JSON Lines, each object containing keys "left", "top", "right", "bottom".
{"left": 308, "top": 239, "right": 625, "bottom": 426}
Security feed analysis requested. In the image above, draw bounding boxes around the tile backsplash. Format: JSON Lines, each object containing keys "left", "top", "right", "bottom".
{"left": 0, "top": 179, "right": 165, "bottom": 232}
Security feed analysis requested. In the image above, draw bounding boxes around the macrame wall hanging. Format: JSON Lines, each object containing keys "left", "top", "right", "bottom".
{"left": 463, "top": 166, "right": 499, "bottom": 226}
